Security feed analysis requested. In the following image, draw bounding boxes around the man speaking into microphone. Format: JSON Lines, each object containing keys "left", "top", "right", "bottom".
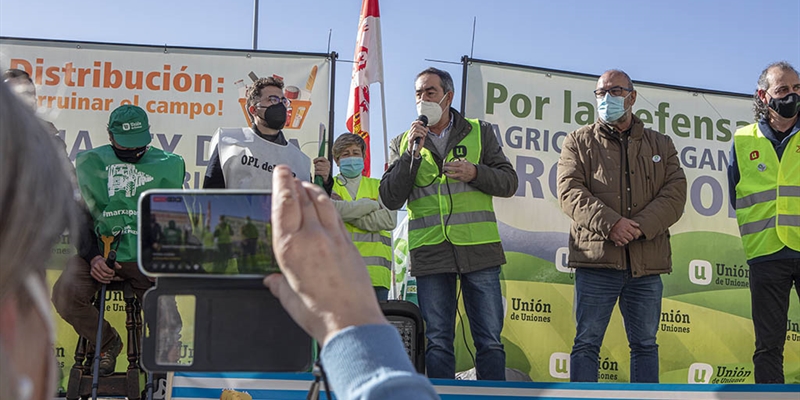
{"left": 380, "top": 67, "right": 518, "bottom": 380}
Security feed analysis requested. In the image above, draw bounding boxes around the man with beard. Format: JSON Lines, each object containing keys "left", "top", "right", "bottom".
{"left": 203, "top": 76, "right": 331, "bottom": 191}
{"left": 728, "top": 61, "right": 800, "bottom": 384}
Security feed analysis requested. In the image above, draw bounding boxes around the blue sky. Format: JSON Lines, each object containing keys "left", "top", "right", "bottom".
{"left": 1, "top": 0, "right": 798, "bottom": 173}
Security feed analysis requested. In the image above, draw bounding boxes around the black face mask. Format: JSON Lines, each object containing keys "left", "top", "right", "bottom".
{"left": 258, "top": 103, "right": 287, "bottom": 130}
{"left": 768, "top": 92, "right": 800, "bottom": 119}
{"left": 113, "top": 145, "right": 148, "bottom": 163}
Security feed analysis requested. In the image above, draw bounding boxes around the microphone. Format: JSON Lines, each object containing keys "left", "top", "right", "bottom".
{"left": 410, "top": 114, "right": 428, "bottom": 157}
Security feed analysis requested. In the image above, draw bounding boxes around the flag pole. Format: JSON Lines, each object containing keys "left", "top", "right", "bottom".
{"left": 380, "top": 82, "right": 389, "bottom": 172}
{"left": 252, "top": 0, "right": 259, "bottom": 50}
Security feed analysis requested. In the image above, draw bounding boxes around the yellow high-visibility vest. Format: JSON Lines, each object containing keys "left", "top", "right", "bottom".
{"left": 399, "top": 118, "right": 501, "bottom": 250}
{"left": 733, "top": 123, "right": 800, "bottom": 259}
{"left": 333, "top": 176, "right": 392, "bottom": 289}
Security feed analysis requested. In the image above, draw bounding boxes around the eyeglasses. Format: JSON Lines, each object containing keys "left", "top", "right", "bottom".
{"left": 257, "top": 95, "right": 291, "bottom": 107}
{"left": 593, "top": 86, "right": 633, "bottom": 98}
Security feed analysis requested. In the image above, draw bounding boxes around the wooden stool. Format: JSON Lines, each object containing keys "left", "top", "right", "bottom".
{"left": 65, "top": 279, "right": 144, "bottom": 400}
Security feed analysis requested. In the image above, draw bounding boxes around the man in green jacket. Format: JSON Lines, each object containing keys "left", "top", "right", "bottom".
{"left": 557, "top": 70, "right": 687, "bottom": 383}
{"left": 52, "top": 105, "right": 185, "bottom": 376}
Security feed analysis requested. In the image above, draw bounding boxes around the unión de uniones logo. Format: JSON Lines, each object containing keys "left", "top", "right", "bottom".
{"left": 714, "top": 262, "right": 749, "bottom": 287}
{"left": 121, "top": 121, "right": 142, "bottom": 131}
{"left": 597, "top": 356, "right": 619, "bottom": 381}
{"left": 688, "top": 259, "right": 712, "bottom": 285}
{"left": 688, "top": 363, "right": 753, "bottom": 384}
{"left": 787, "top": 319, "right": 800, "bottom": 342}
{"left": 711, "top": 366, "right": 752, "bottom": 384}
{"left": 509, "top": 297, "right": 551, "bottom": 323}
{"left": 548, "top": 352, "right": 569, "bottom": 379}
{"left": 688, "top": 363, "right": 713, "bottom": 384}
{"left": 660, "top": 309, "right": 692, "bottom": 334}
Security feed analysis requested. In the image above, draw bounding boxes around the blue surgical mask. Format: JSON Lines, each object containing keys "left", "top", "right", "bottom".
{"left": 596, "top": 92, "right": 630, "bottom": 123}
{"left": 339, "top": 156, "right": 364, "bottom": 178}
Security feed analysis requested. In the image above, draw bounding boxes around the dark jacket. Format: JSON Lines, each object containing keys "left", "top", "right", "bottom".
{"left": 380, "top": 108, "right": 518, "bottom": 277}
{"left": 556, "top": 115, "right": 687, "bottom": 277}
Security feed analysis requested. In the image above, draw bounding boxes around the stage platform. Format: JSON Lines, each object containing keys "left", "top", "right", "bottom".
{"left": 170, "top": 372, "right": 799, "bottom": 399}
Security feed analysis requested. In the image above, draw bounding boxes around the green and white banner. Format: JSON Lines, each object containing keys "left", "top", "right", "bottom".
{"left": 456, "top": 59, "right": 800, "bottom": 383}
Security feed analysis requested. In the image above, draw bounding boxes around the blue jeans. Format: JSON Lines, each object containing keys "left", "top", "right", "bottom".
{"left": 571, "top": 268, "right": 662, "bottom": 383}
{"left": 416, "top": 266, "right": 506, "bottom": 380}
{"left": 374, "top": 286, "right": 389, "bottom": 301}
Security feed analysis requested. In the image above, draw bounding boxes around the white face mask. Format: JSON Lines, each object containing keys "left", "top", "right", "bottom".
{"left": 416, "top": 93, "right": 449, "bottom": 126}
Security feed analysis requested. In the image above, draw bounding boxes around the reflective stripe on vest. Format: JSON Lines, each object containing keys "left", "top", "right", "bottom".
{"left": 332, "top": 176, "right": 392, "bottom": 289}
{"left": 399, "top": 118, "right": 501, "bottom": 250}
{"left": 733, "top": 124, "right": 800, "bottom": 259}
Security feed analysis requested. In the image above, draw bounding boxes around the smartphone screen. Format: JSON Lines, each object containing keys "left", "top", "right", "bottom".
{"left": 139, "top": 190, "right": 277, "bottom": 277}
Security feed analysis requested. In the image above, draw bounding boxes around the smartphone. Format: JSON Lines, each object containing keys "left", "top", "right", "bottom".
{"left": 138, "top": 189, "right": 278, "bottom": 278}
{"left": 138, "top": 190, "right": 313, "bottom": 373}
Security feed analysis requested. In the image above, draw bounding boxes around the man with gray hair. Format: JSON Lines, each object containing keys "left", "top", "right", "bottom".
{"left": 557, "top": 69, "right": 687, "bottom": 382}
{"left": 727, "top": 61, "right": 800, "bottom": 383}
{"left": 380, "top": 67, "right": 517, "bottom": 380}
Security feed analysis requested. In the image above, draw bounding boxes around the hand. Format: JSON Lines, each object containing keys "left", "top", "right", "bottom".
{"left": 407, "top": 120, "right": 428, "bottom": 157}
{"left": 443, "top": 160, "right": 477, "bottom": 182}
{"left": 313, "top": 157, "right": 331, "bottom": 181}
{"left": 609, "top": 218, "right": 642, "bottom": 247}
{"left": 263, "top": 165, "right": 387, "bottom": 345}
{"left": 89, "top": 255, "right": 121, "bottom": 284}
{"left": 330, "top": 192, "right": 343, "bottom": 201}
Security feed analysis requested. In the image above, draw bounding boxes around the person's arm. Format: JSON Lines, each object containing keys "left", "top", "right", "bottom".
{"left": 379, "top": 134, "right": 416, "bottom": 210}
{"left": 727, "top": 143, "right": 739, "bottom": 210}
{"left": 332, "top": 198, "right": 381, "bottom": 223}
{"left": 263, "top": 166, "right": 438, "bottom": 400}
{"left": 630, "top": 135, "right": 687, "bottom": 240}
{"left": 77, "top": 205, "right": 102, "bottom": 264}
{"left": 321, "top": 325, "right": 439, "bottom": 400}
{"left": 347, "top": 195, "right": 398, "bottom": 232}
{"left": 468, "top": 121, "right": 518, "bottom": 198}
{"left": 203, "top": 146, "right": 226, "bottom": 188}
{"left": 556, "top": 130, "right": 622, "bottom": 237}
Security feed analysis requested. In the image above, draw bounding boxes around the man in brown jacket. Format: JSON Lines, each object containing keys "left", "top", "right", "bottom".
{"left": 556, "top": 70, "right": 687, "bottom": 383}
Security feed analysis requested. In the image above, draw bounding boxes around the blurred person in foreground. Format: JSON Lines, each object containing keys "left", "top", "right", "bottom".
{"left": 0, "top": 81, "right": 79, "bottom": 399}
{"left": 330, "top": 133, "right": 397, "bottom": 300}
{"left": 728, "top": 61, "right": 800, "bottom": 383}
{"left": 3, "top": 68, "right": 59, "bottom": 136}
{"left": 264, "top": 165, "right": 439, "bottom": 399}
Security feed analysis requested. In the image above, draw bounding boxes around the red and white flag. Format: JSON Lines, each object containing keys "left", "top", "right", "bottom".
{"left": 345, "top": 0, "right": 383, "bottom": 177}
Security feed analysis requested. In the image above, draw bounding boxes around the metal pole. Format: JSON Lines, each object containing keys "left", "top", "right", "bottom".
{"left": 252, "top": 0, "right": 259, "bottom": 50}
{"left": 327, "top": 52, "right": 337, "bottom": 162}
{"left": 380, "top": 82, "right": 389, "bottom": 172}
{"left": 460, "top": 55, "right": 469, "bottom": 114}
